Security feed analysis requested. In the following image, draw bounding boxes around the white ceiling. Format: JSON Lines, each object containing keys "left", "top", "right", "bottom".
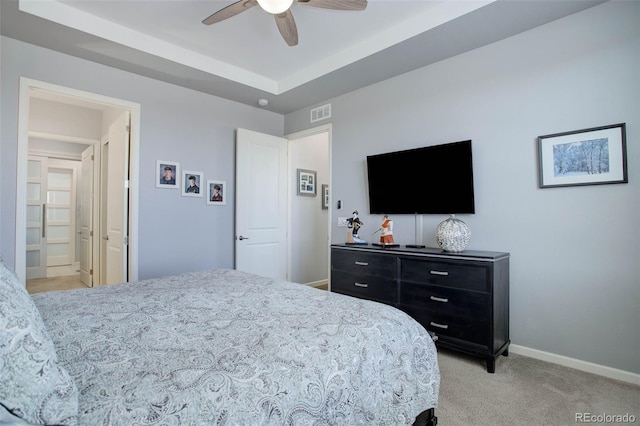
{"left": 1, "top": 0, "right": 605, "bottom": 114}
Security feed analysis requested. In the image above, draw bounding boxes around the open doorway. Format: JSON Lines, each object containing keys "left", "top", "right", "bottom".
{"left": 234, "top": 125, "right": 331, "bottom": 286}
{"left": 16, "top": 78, "right": 141, "bottom": 291}
{"left": 26, "top": 147, "right": 88, "bottom": 293}
{"left": 287, "top": 124, "right": 332, "bottom": 288}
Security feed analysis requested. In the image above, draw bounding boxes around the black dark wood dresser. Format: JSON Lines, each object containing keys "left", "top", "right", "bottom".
{"left": 330, "top": 244, "right": 510, "bottom": 373}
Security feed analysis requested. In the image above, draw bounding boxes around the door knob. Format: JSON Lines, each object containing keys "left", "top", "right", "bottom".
{"left": 102, "top": 235, "right": 109, "bottom": 240}
{"left": 238, "top": 236, "right": 249, "bottom": 240}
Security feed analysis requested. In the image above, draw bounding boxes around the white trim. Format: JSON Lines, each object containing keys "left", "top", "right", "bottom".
{"left": 16, "top": 77, "right": 140, "bottom": 284}
{"left": 278, "top": 2, "right": 495, "bottom": 92}
{"left": 29, "top": 131, "right": 100, "bottom": 145}
{"left": 509, "top": 344, "right": 640, "bottom": 385}
{"left": 18, "top": 0, "right": 495, "bottom": 95}
{"left": 28, "top": 132, "right": 101, "bottom": 161}
{"left": 29, "top": 149, "right": 82, "bottom": 161}
{"left": 19, "top": 0, "right": 277, "bottom": 94}
{"left": 16, "top": 80, "right": 31, "bottom": 284}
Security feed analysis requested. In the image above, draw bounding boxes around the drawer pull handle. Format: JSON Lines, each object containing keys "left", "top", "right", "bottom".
{"left": 430, "top": 270, "right": 449, "bottom": 276}
{"left": 430, "top": 296, "right": 448, "bottom": 303}
{"left": 354, "top": 282, "right": 369, "bottom": 288}
{"left": 430, "top": 322, "right": 449, "bottom": 329}
{"left": 354, "top": 261, "right": 369, "bottom": 266}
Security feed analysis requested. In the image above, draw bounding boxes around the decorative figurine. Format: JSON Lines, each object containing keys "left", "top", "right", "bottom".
{"left": 379, "top": 214, "right": 394, "bottom": 244}
{"left": 371, "top": 214, "right": 397, "bottom": 247}
{"left": 346, "top": 210, "right": 367, "bottom": 244}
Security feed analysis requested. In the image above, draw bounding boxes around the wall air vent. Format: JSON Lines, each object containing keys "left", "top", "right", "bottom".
{"left": 310, "top": 104, "right": 331, "bottom": 123}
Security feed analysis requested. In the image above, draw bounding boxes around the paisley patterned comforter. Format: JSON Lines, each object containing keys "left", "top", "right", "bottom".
{"left": 32, "top": 269, "right": 439, "bottom": 425}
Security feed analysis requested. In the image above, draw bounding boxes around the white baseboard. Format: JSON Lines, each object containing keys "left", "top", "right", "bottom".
{"left": 509, "top": 344, "right": 640, "bottom": 385}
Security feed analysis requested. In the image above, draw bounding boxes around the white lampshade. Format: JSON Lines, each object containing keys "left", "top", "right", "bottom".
{"left": 256, "top": 0, "right": 294, "bottom": 14}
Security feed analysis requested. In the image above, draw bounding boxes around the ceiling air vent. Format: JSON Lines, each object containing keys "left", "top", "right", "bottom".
{"left": 310, "top": 104, "right": 331, "bottom": 123}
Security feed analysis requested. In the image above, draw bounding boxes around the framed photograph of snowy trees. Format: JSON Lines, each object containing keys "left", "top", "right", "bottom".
{"left": 538, "top": 123, "right": 627, "bottom": 188}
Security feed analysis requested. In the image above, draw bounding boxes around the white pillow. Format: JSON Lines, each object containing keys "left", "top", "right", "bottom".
{"left": 0, "top": 258, "right": 79, "bottom": 425}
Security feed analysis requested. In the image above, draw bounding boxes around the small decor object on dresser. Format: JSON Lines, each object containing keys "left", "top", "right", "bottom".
{"left": 372, "top": 214, "right": 399, "bottom": 247}
{"left": 346, "top": 210, "right": 367, "bottom": 245}
{"left": 379, "top": 215, "right": 394, "bottom": 243}
{"left": 436, "top": 214, "right": 470, "bottom": 252}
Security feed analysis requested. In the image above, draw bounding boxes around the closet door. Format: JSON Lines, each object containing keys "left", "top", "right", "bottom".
{"left": 79, "top": 146, "right": 94, "bottom": 286}
{"left": 26, "top": 156, "right": 48, "bottom": 279}
{"left": 46, "top": 160, "right": 77, "bottom": 268}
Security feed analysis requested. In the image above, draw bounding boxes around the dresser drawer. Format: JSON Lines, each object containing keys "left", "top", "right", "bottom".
{"left": 400, "top": 257, "right": 489, "bottom": 292}
{"left": 402, "top": 306, "right": 488, "bottom": 346}
{"left": 331, "top": 270, "right": 397, "bottom": 304}
{"left": 400, "top": 283, "right": 489, "bottom": 321}
{"left": 331, "top": 249, "right": 396, "bottom": 277}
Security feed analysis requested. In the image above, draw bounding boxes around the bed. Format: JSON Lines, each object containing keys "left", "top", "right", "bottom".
{"left": 1, "top": 263, "right": 439, "bottom": 425}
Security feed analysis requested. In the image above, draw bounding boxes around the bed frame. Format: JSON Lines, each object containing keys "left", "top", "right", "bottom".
{"left": 414, "top": 408, "right": 438, "bottom": 425}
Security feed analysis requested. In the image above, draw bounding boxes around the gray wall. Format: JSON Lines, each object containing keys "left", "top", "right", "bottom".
{"left": 285, "top": 1, "right": 639, "bottom": 374}
{"left": 1, "top": 36, "right": 283, "bottom": 280}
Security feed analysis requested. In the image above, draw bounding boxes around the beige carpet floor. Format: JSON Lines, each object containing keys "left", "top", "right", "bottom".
{"left": 435, "top": 347, "right": 639, "bottom": 425}
{"left": 26, "top": 274, "right": 88, "bottom": 294}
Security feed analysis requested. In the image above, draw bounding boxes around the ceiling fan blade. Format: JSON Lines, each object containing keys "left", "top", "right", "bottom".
{"left": 202, "top": 0, "right": 256, "bottom": 25}
{"left": 297, "top": 0, "right": 367, "bottom": 11}
{"left": 274, "top": 10, "right": 298, "bottom": 46}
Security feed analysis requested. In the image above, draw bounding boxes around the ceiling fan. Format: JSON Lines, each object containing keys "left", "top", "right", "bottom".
{"left": 202, "top": 0, "right": 368, "bottom": 47}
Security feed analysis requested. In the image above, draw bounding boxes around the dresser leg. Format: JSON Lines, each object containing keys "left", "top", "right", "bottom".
{"left": 486, "top": 358, "right": 496, "bottom": 373}
{"left": 502, "top": 348, "right": 509, "bottom": 357}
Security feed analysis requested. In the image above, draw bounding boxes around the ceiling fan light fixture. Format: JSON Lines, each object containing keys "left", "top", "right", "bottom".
{"left": 256, "top": 0, "right": 294, "bottom": 14}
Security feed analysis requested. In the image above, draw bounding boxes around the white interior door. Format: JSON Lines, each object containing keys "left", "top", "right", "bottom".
{"left": 80, "top": 146, "right": 94, "bottom": 286}
{"left": 235, "top": 128, "right": 288, "bottom": 280}
{"left": 103, "top": 112, "right": 130, "bottom": 285}
{"left": 26, "top": 155, "right": 48, "bottom": 279}
{"left": 45, "top": 160, "right": 77, "bottom": 268}
{"left": 100, "top": 142, "right": 109, "bottom": 286}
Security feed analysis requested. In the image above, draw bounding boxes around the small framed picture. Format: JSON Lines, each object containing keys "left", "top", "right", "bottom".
{"left": 297, "top": 169, "right": 317, "bottom": 197}
{"left": 207, "top": 180, "right": 226, "bottom": 205}
{"left": 538, "top": 123, "right": 627, "bottom": 188}
{"left": 156, "top": 160, "right": 180, "bottom": 189}
{"left": 321, "top": 184, "right": 329, "bottom": 209}
{"left": 181, "top": 170, "right": 203, "bottom": 197}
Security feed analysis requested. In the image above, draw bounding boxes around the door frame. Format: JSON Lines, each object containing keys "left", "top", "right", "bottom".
{"left": 285, "top": 124, "right": 332, "bottom": 287}
{"left": 15, "top": 77, "right": 141, "bottom": 284}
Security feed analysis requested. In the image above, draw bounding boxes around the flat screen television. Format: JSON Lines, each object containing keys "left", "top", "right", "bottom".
{"left": 366, "top": 140, "right": 475, "bottom": 214}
